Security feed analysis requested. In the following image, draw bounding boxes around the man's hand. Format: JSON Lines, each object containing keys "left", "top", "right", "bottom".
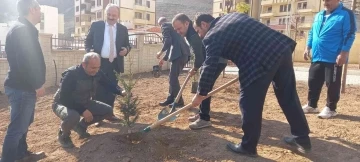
{"left": 303, "top": 48, "right": 311, "bottom": 61}
{"left": 189, "top": 68, "right": 198, "bottom": 77}
{"left": 156, "top": 51, "right": 163, "bottom": 59}
{"left": 159, "top": 59, "right": 164, "bottom": 67}
{"left": 82, "top": 109, "right": 93, "bottom": 123}
{"left": 191, "top": 94, "right": 207, "bottom": 108}
{"left": 36, "top": 86, "right": 45, "bottom": 97}
{"left": 119, "top": 47, "right": 128, "bottom": 56}
{"left": 336, "top": 51, "right": 348, "bottom": 66}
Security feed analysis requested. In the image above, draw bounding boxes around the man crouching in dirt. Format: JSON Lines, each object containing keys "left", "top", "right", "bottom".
{"left": 52, "top": 52, "right": 126, "bottom": 148}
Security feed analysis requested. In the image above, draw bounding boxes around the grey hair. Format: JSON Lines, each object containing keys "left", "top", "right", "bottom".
{"left": 82, "top": 52, "right": 100, "bottom": 65}
{"left": 17, "top": 0, "right": 40, "bottom": 16}
{"left": 105, "top": 3, "right": 120, "bottom": 14}
{"left": 158, "top": 17, "right": 167, "bottom": 25}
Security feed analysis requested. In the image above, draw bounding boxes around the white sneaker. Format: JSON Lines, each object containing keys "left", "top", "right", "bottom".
{"left": 302, "top": 104, "right": 319, "bottom": 113}
{"left": 318, "top": 107, "right": 337, "bottom": 119}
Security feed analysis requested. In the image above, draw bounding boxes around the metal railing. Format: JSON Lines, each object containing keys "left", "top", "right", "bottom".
{"left": 0, "top": 41, "right": 6, "bottom": 58}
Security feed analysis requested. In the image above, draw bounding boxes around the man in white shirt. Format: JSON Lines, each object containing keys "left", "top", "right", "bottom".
{"left": 85, "top": 3, "right": 131, "bottom": 123}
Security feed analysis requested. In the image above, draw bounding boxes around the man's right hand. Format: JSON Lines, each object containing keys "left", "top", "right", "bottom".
{"left": 159, "top": 59, "right": 164, "bottom": 67}
{"left": 36, "top": 86, "right": 45, "bottom": 97}
{"left": 82, "top": 109, "right": 93, "bottom": 123}
{"left": 303, "top": 49, "right": 311, "bottom": 61}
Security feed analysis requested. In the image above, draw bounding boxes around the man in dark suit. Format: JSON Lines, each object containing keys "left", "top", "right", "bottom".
{"left": 157, "top": 17, "right": 190, "bottom": 107}
{"left": 85, "top": 4, "right": 131, "bottom": 122}
{"left": 190, "top": 13, "right": 311, "bottom": 157}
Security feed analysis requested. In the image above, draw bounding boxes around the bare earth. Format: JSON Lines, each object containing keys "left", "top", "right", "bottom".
{"left": 0, "top": 71, "right": 360, "bottom": 162}
{"left": 293, "top": 62, "right": 360, "bottom": 70}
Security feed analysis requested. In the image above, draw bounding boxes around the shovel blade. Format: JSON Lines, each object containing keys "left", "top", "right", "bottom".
{"left": 157, "top": 107, "right": 177, "bottom": 121}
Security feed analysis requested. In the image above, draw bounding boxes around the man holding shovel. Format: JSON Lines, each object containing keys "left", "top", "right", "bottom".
{"left": 156, "top": 17, "right": 190, "bottom": 107}
{"left": 172, "top": 13, "right": 227, "bottom": 129}
{"left": 191, "top": 13, "right": 311, "bottom": 157}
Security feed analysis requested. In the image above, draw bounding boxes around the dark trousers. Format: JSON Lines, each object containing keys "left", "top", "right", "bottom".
{"left": 94, "top": 58, "right": 118, "bottom": 109}
{"left": 239, "top": 53, "right": 310, "bottom": 153}
{"left": 166, "top": 55, "right": 188, "bottom": 101}
{"left": 199, "top": 63, "right": 227, "bottom": 121}
{"left": 307, "top": 62, "right": 342, "bottom": 111}
{"left": 52, "top": 100, "right": 113, "bottom": 136}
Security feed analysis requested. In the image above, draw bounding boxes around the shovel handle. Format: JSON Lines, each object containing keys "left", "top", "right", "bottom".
{"left": 144, "top": 76, "right": 239, "bottom": 132}
{"left": 174, "top": 73, "right": 192, "bottom": 103}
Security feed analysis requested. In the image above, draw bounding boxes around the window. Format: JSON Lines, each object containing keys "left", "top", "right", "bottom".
{"left": 78, "top": 28, "right": 80, "bottom": 34}
{"left": 135, "top": 12, "right": 142, "bottom": 19}
{"left": 76, "top": 6, "right": 79, "bottom": 12}
{"left": 135, "top": 0, "right": 142, "bottom": 5}
{"left": 76, "top": 17, "right": 80, "bottom": 22}
{"left": 280, "top": 4, "right": 291, "bottom": 12}
{"left": 301, "top": 16, "right": 305, "bottom": 23}
{"left": 97, "top": 0, "right": 101, "bottom": 6}
{"left": 146, "top": 14, "right": 150, "bottom": 20}
{"left": 267, "top": 7, "right": 272, "bottom": 13}
{"left": 146, "top": 1, "right": 150, "bottom": 8}
{"left": 298, "top": 2, "right": 307, "bottom": 9}
{"left": 266, "top": 20, "right": 270, "bottom": 26}
{"left": 220, "top": 3, "right": 223, "bottom": 9}
{"left": 89, "top": 16, "right": 92, "bottom": 22}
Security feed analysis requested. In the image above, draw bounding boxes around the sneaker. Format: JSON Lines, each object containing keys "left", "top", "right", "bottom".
{"left": 58, "top": 129, "right": 75, "bottom": 148}
{"left": 73, "top": 125, "right": 90, "bottom": 139}
{"left": 318, "top": 107, "right": 337, "bottom": 119}
{"left": 189, "top": 118, "right": 211, "bottom": 130}
{"left": 302, "top": 104, "right": 319, "bottom": 113}
{"left": 188, "top": 114, "right": 199, "bottom": 122}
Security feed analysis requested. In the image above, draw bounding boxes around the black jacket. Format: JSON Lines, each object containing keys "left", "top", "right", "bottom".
{"left": 4, "top": 17, "right": 46, "bottom": 92}
{"left": 85, "top": 21, "right": 131, "bottom": 73}
{"left": 54, "top": 65, "right": 122, "bottom": 114}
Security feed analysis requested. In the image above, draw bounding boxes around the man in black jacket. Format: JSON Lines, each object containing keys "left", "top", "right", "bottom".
{"left": 85, "top": 4, "right": 131, "bottom": 122}
{"left": 52, "top": 52, "right": 125, "bottom": 148}
{"left": 157, "top": 17, "right": 190, "bottom": 107}
{"left": 172, "top": 13, "right": 227, "bottom": 129}
{"left": 1, "top": 0, "right": 46, "bottom": 162}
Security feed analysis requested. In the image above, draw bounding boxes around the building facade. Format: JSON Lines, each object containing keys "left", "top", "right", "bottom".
{"left": 213, "top": 0, "right": 250, "bottom": 17}
{"left": 36, "top": 5, "right": 65, "bottom": 38}
{"left": 73, "top": 0, "right": 156, "bottom": 38}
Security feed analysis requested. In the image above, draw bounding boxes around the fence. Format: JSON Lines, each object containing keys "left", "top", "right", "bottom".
{"left": 0, "top": 41, "right": 6, "bottom": 58}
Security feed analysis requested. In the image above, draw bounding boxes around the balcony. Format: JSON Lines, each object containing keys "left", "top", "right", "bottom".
{"left": 273, "top": 0, "right": 290, "bottom": 4}
{"left": 261, "top": 0, "right": 273, "bottom": 5}
{"left": 297, "top": 8, "right": 315, "bottom": 13}
{"left": 81, "top": 21, "right": 91, "bottom": 26}
{"left": 133, "top": 18, "right": 148, "bottom": 24}
{"left": 134, "top": 4, "right": 148, "bottom": 11}
{"left": 260, "top": 11, "right": 274, "bottom": 17}
{"left": 298, "top": 22, "right": 312, "bottom": 29}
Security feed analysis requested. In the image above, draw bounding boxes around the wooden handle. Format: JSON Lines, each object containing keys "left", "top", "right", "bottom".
{"left": 174, "top": 73, "right": 192, "bottom": 103}
{"left": 149, "top": 76, "right": 239, "bottom": 130}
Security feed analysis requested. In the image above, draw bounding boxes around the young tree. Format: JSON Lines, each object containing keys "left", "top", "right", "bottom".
{"left": 235, "top": 2, "right": 250, "bottom": 14}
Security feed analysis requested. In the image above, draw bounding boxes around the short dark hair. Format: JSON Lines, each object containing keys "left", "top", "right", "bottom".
{"left": 17, "top": 0, "right": 39, "bottom": 16}
{"left": 172, "top": 13, "right": 191, "bottom": 23}
{"left": 194, "top": 14, "right": 215, "bottom": 27}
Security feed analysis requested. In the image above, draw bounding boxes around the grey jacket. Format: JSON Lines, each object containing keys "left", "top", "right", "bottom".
{"left": 160, "top": 22, "right": 190, "bottom": 62}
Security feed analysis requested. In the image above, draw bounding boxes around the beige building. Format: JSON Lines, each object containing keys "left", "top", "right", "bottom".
{"left": 73, "top": 0, "right": 156, "bottom": 38}
{"left": 259, "top": 0, "right": 323, "bottom": 38}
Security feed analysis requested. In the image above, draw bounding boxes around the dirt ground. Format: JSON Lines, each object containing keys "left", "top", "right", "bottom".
{"left": 0, "top": 71, "right": 360, "bottom": 162}
{"left": 293, "top": 62, "right": 360, "bottom": 70}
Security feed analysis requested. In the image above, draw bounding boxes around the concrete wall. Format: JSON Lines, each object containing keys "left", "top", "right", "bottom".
{"left": 0, "top": 34, "right": 169, "bottom": 92}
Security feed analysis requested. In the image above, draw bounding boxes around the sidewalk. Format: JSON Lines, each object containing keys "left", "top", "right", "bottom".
{"left": 223, "top": 66, "right": 360, "bottom": 85}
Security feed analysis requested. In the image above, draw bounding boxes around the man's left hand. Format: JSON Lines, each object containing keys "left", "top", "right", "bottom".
{"left": 191, "top": 94, "right": 206, "bottom": 107}
{"left": 336, "top": 52, "right": 348, "bottom": 66}
{"left": 119, "top": 47, "right": 128, "bottom": 56}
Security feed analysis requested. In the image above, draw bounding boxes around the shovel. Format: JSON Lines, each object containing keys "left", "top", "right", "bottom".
{"left": 157, "top": 73, "right": 192, "bottom": 121}
{"left": 144, "top": 76, "right": 239, "bottom": 133}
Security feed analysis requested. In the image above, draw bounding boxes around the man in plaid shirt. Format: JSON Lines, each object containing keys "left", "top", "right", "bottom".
{"left": 191, "top": 13, "right": 312, "bottom": 157}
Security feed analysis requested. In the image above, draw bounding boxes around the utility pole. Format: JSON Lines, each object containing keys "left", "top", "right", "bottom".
{"left": 250, "top": 0, "right": 261, "bottom": 20}
{"left": 341, "top": 0, "right": 357, "bottom": 93}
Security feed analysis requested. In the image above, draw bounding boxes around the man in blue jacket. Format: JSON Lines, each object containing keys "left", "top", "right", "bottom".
{"left": 302, "top": 0, "right": 357, "bottom": 119}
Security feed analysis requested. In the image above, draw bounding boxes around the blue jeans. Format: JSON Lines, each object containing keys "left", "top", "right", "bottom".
{"left": 1, "top": 86, "right": 36, "bottom": 162}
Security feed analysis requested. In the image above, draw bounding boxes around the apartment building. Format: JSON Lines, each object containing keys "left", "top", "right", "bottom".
{"left": 73, "top": 0, "right": 155, "bottom": 38}
{"left": 260, "top": 0, "right": 323, "bottom": 38}
{"left": 213, "top": 0, "right": 250, "bottom": 17}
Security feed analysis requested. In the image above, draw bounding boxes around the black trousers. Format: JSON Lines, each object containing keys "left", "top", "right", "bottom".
{"left": 239, "top": 53, "right": 310, "bottom": 153}
{"left": 166, "top": 55, "right": 188, "bottom": 101}
{"left": 94, "top": 58, "right": 118, "bottom": 109}
{"left": 199, "top": 63, "right": 227, "bottom": 121}
{"left": 307, "top": 62, "right": 343, "bottom": 111}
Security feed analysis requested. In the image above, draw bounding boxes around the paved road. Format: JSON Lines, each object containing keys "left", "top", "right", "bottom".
{"left": 223, "top": 66, "right": 360, "bottom": 85}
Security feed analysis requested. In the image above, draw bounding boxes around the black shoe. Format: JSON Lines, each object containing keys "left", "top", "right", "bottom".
{"left": 15, "top": 150, "right": 46, "bottom": 162}
{"left": 159, "top": 99, "right": 174, "bottom": 106}
{"left": 58, "top": 129, "right": 75, "bottom": 148}
{"left": 283, "top": 137, "right": 311, "bottom": 154}
{"left": 73, "top": 125, "right": 90, "bottom": 139}
{"left": 226, "top": 143, "right": 258, "bottom": 157}
{"left": 168, "top": 102, "right": 185, "bottom": 108}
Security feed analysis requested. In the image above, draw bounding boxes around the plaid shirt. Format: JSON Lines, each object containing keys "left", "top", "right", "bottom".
{"left": 198, "top": 13, "right": 296, "bottom": 96}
